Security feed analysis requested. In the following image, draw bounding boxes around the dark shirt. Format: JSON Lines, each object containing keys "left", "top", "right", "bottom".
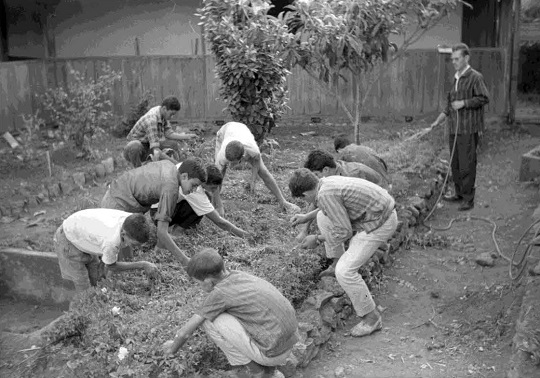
{"left": 444, "top": 67, "right": 490, "bottom": 135}
{"left": 198, "top": 270, "right": 298, "bottom": 358}
{"left": 108, "top": 160, "right": 179, "bottom": 223}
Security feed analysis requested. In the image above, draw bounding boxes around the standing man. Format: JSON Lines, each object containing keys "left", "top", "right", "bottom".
{"left": 430, "top": 43, "right": 489, "bottom": 211}
{"left": 214, "top": 121, "right": 300, "bottom": 215}
{"left": 150, "top": 163, "right": 251, "bottom": 238}
{"left": 124, "top": 96, "right": 198, "bottom": 167}
{"left": 289, "top": 169, "right": 397, "bottom": 337}
{"left": 101, "top": 159, "right": 207, "bottom": 267}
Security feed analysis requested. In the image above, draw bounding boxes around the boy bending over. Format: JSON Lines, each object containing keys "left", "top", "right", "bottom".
{"left": 163, "top": 248, "right": 298, "bottom": 378}
{"left": 214, "top": 122, "right": 299, "bottom": 215}
{"left": 54, "top": 209, "right": 158, "bottom": 293}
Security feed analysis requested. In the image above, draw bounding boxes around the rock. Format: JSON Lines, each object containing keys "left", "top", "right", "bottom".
{"left": 407, "top": 205, "right": 420, "bottom": 218}
{"left": 10, "top": 199, "right": 26, "bottom": 217}
{"left": 389, "top": 237, "right": 402, "bottom": 254}
{"left": 72, "top": 172, "right": 86, "bottom": 187}
{"left": 475, "top": 252, "right": 495, "bottom": 267}
{"left": 278, "top": 354, "right": 298, "bottom": 378}
{"left": 317, "top": 277, "right": 345, "bottom": 296}
{"left": 84, "top": 172, "right": 94, "bottom": 184}
{"left": 304, "top": 290, "right": 335, "bottom": 310}
{"left": 0, "top": 203, "right": 11, "bottom": 216}
{"left": 334, "top": 366, "right": 346, "bottom": 378}
{"left": 26, "top": 196, "right": 39, "bottom": 209}
{"left": 37, "top": 192, "right": 49, "bottom": 203}
{"left": 95, "top": 163, "right": 106, "bottom": 178}
{"left": 409, "top": 196, "right": 427, "bottom": 212}
{"left": 320, "top": 303, "right": 338, "bottom": 328}
{"left": 292, "top": 338, "right": 320, "bottom": 368}
{"left": 297, "top": 309, "right": 323, "bottom": 330}
{"left": 47, "top": 183, "right": 61, "bottom": 198}
{"left": 101, "top": 157, "right": 115, "bottom": 174}
{"left": 329, "top": 296, "right": 348, "bottom": 312}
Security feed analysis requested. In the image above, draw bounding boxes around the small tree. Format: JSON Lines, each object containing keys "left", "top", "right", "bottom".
{"left": 199, "top": 0, "right": 294, "bottom": 142}
{"left": 284, "top": 0, "right": 465, "bottom": 144}
{"left": 42, "top": 63, "right": 121, "bottom": 153}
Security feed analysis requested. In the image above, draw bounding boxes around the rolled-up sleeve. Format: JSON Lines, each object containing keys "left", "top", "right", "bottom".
{"left": 153, "top": 185, "right": 178, "bottom": 223}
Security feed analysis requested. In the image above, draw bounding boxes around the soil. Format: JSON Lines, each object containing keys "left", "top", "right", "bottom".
{"left": 1, "top": 114, "right": 540, "bottom": 378}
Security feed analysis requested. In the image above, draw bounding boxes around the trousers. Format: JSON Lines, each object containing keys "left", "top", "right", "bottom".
{"left": 449, "top": 132, "right": 478, "bottom": 203}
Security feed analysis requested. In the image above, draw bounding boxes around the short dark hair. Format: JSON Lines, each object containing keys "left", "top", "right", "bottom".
{"left": 187, "top": 248, "right": 224, "bottom": 280}
{"left": 288, "top": 168, "right": 319, "bottom": 198}
{"left": 179, "top": 158, "right": 207, "bottom": 183}
{"left": 122, "top": 214, "right": 150, "bottom": 243}
{"left": 334, "top": 136, "right": 352, "bottom": 152}
{"left": 206, "top": 164, "right": 223, "bottom": 186}
{"left": 225, "top": 141, "right": 244, "bottom": 161}
{"left": 304, "top": 150, "right": 337, "bottom": 172}
{"left": 452, "top": 43, "right": 470, "bottom": 57}
{"left": 161, "top": 96, "right": 181, "bottom": 111}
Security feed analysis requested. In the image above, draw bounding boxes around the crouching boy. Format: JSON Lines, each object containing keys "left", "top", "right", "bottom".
{"left": 163, "top": 248, "right": 298, "bottom": 378}
{"left": 54, "top": 208, "right": 159, "bottom": 293}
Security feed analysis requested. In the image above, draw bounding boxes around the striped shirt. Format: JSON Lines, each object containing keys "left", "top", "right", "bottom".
{"left": 443, "top": 67, "right": 489, "bottom": 135}
{"left": 198, "top": 270, "right": 298, "bottom": 358}
{"left": 316, "top": 176, "right": 395, "bottom": 244}
{"left": 127, "top": 106, "right": 174, "bottom": 149}
{"left": 337, "top": 145, "right": 388, "bottom": 178}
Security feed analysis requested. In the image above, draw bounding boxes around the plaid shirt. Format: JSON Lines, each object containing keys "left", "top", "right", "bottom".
{"left": 316, "top": 176, "right": 395, "bottom": 245}
{"left": 127, "top": 106, "right": 173, "bottom": 149}
{"left": 443, "top": 67, "right": 489, "bottom": 135}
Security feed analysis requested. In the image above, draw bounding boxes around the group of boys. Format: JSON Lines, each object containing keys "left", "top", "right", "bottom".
{"left": 54, "top": 41, "right": 488, "bottom": 376}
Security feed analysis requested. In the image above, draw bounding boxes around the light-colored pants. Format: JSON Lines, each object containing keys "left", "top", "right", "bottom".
{"left": 317, "top": 210, "right": 398, "bottom": 317}
{"left": 203, "top": 313, "right": 292, "bottom": 367}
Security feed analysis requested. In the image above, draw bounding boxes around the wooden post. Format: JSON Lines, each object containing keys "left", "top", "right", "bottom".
{"left": 42, "top": 14, "right": 56, "bottom": 59}
{"left": 0, "top": 0, "right": 8, "bottom": 61}
{"left": 134, "top": 37, "right": 141, "bottom": 56}
{"left": 508, "top": 0, "right": 521, "bottom": 124}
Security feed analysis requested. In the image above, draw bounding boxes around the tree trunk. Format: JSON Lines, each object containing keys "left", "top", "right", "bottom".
{"left": 0, "top": 0, "right": 8, "bottom": 61}
{"left": 42, "top": 13, "right": 56, "bottom": 59}
{"left": 354, "top": 80, "right": 362, "bottom": 145}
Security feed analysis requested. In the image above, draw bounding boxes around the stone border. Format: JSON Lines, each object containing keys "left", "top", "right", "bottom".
{"left": 279, "top": 165, "right": 447, "bottom": 377}
{"left": 0, "top": 157, "right": 118, "bottom": 219}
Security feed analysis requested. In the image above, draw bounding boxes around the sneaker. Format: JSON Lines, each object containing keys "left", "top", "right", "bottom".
{"left": 350, "top": 316, "right": 382, "bottom": 337}
{"left": 442, "top": 194, "right": 463, "bottom": 202}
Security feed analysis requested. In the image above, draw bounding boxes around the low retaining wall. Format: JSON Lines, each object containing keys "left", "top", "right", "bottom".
{"left": 0, "top": 248, "right": 75, "bottom": 305}
{"left": 278, "top": 163, "right": 447, "bottom": 376}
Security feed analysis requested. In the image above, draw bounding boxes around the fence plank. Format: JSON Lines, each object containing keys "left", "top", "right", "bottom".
{"left": 0, "top": 49, "right": 507, "bottom": 134}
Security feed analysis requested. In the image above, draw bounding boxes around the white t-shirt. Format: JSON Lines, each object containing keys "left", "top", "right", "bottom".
{"left": 151, "top": 163, "right": 215, "bottom": 216}
{"left": 62, "top": 208, "right": 131, "bottom": 265}
{"left": 215, "top": 122, "right": 260, "bottom": 171}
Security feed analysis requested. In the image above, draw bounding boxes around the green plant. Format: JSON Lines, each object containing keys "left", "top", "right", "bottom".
{"left": 112, "top": 91, "right": 155, "bottom": 138}
{"left": 284, "top": 0, "right": 465, "bottom": 144}
{"left": 199, "top": 0, "right": 293, "bottom": 142}
{"left": 41, "top": 63, "right": 121, "bottom": 153}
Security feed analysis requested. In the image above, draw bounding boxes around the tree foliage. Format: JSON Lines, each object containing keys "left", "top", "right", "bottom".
{"left": 283, "top": 0, "right": 465, "bottom": 143}
{"left": 199, "top": 0, "right": 294, "bottom": 142}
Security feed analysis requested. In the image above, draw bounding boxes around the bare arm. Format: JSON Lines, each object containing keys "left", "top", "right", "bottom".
{"left": 166, "top": 131, "right": 197, "bottom": 141}
{"left": 106, "top": 261, "right": 159, "bottom": 278}
{"left": 168, "top": 314, "right": 206, "bottom": 354}
{"left": 431, "top": 112, "right": 446, "bottom": 128}
{"left": 250, "top": 155, "right": 287, "bottom": 206}
{"left": 205, "top": 210, "right": 249, "bottom": 238}
{"left": 156, "top": 220, "right": 190, "bottom": 267}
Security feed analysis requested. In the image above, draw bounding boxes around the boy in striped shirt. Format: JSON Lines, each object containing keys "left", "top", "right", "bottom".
{"left": 289, "top": 169, "right": 397, "bottom": 337}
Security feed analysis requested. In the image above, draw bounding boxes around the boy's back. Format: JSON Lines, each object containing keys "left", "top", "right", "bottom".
{"left": 198, "top": 270, "right": 298, "bottom": 358}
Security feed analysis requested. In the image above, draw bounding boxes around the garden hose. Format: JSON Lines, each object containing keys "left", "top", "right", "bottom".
{"left": 419, "top": 110, "right": 540, "bottom": 281}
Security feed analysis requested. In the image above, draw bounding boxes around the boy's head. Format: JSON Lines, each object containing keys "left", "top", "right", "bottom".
{"left": 334, "top": 136, "right": 352, "bottom": 152}
{"left": 178, "top": 159, "right": 207, "bottom": 195}
{"left": 121, "top": 214, "right": 150, "bottom": 246}
{"left": 187, "top": 248, "right": 225, "bottom": 292}
{"left": 288, "top": 168, "right": 319, "bottom": 204}
{"left": 161, "top": 96, "right": 181, "bottom": 120}
{"left": 202, "top": 164, "right": 223, "bottom": 192}
{"left": 225, "top": 141, "right": 245, "bottom": 163}
{"left": 304, "top": 150, "right": 337, "bottom": 177}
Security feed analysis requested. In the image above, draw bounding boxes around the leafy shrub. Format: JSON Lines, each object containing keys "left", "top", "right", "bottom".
{"left": 112, "top": 91, "right": 154, "bottom": 138}
{"left": 41, "top": 64, "right": 121, "bottom": 153}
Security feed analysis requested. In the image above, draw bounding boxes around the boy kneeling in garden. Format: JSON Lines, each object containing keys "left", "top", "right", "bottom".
{"left": 54, "top": 208, "right": 159, "bottom": 293}
{"left": 163, "top": 248, "right": 298, "bottom": 378}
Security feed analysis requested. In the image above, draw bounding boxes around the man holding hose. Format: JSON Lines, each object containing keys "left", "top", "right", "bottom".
{"left": 430, "top": 43, "right": 489, "bottom": 211}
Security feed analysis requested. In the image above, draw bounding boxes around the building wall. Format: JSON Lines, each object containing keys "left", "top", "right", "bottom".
{"left": 7, "top": 0, "right": 203, "bottom": 58}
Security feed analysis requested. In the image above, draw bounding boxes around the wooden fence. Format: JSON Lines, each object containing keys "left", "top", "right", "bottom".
{"left": 0, "top": 48, "right": 506, "bottom": 134}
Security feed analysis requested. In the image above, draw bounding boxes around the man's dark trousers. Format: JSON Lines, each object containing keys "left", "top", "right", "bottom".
{"left": 449, "top": 132, "right": 478, "bottom": 204}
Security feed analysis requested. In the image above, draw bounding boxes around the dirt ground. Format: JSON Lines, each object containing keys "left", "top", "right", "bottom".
{"left": 1, "top": 113, "right": 539, "bottom": 378}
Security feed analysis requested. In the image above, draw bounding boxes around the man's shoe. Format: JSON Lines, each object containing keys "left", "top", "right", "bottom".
{"left": 443, "top": 194, "right": 463, "bottom": 202}
{"left": 458, "top": 201, "right": 474, "bottom": 211}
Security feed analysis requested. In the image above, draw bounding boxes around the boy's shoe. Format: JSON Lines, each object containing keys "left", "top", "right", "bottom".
{"left": 350, "top": 316, "right": 382, "bottom": 337}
